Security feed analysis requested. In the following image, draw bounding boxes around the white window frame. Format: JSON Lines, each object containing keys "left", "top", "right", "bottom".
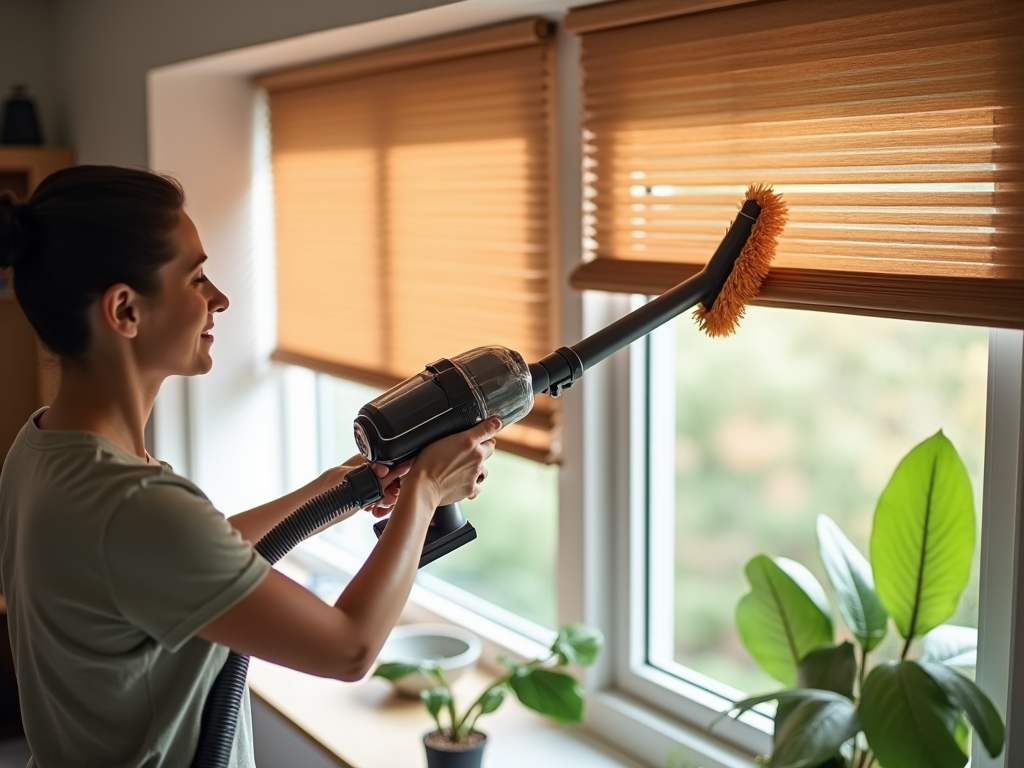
{"left": 147, "top": 5, "right": 1024, "bottom": 766}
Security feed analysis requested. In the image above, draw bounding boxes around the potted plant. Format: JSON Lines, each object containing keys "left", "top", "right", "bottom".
{"left": 720, "top": 431, "right": 1005, "bottom": 768}
{"left": 373, "top": 623, "right": 603, "bottom": 768}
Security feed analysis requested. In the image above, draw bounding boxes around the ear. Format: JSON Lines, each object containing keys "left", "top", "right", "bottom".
{"left": 98, "top": 283, "right": 142, "bottom": 340}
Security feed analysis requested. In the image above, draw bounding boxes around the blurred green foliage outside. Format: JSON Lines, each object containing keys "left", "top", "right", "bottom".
{"left": 668, "top": 306, "right": 987, "bottom": 695}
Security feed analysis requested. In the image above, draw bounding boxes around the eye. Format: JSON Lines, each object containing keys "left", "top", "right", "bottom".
{"left": 194, "top": 272, "right": 209, "bottom": 285}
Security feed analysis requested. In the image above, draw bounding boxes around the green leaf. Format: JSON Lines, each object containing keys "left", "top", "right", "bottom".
{"left": 816, "top": 515, "right": 888, "bottom": 651}
{"left": 954, "top": 717, "right": 970, "bottom": 754}
{"left": 372, "top": 662, "right": 423, "bottom": 681}
{"left": 859, "top": 661, "right": 965, "bottom": 768}
{"left": 919, "top": 661, "right": 1005, "bottom": 759}
{"left": 797, "top": 642, "right": 857, "bottom": 699}
{"left": 508, "top": 668, "right": 585, "bottom": 724}
{"left": 726, "top": 689, "right": 851, "bottom": 720}
{"left": 771, "top": 695, "right": 860, "bottom": 768}
{"left": 921, "top": 625, "right": 977, "bottom": 669}
{"left": 420, "top": 687, "right": 451, "bottom": 721}
{"left": 552, "top": 624, "right": 604, "bottom": 667}
{"left": 773, "top": 643, "right": 857, "bottom": 753}
{"left": 870, "top": 432, "right": 975, "bottom": 640}
{"left": 477, "top": 687, "right": 506, "bottom": 716}
{"left": 736, "top": 555, "right": 834, "bottom": 687}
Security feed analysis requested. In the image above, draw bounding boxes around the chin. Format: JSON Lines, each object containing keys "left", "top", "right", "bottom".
{"left": 190, "top": 351, "right": 215, "bottom": 376}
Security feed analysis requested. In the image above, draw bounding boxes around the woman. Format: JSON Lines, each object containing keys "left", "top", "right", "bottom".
{"left": 0, "top": 165, "right": 499, "bottom": 767}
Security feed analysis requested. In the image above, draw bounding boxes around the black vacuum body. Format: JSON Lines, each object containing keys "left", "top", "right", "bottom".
{"left": 355, "top": 346, "right": 534, "bottom": 567}
{"left": 354, "top": 345, "right": 534, "bottom": 465}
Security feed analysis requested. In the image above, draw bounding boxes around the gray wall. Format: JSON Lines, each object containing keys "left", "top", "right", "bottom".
{"left": 8, "top": 0, "right": 456, "bottom": 166}
{"left": 0, "top": 0, "right": 62, "bottom": 146}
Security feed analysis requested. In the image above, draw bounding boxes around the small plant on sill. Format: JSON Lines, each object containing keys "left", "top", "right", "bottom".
{"left": 720, "top": 431, "right": 1005, "bottom": 768}
{"left": 373, "top": 623, "right": 603, "bottom": 753}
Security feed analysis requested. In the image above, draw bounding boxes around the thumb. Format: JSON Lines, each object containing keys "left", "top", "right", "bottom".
{"left": 470, "top": 417, "right": 502, "bottom": 442}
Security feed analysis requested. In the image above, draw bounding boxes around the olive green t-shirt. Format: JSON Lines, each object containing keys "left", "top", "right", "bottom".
{"left": 0, "top": 410, "right": 271, "bottom": 767}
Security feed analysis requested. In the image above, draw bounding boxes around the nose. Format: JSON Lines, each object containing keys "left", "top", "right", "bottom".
{"left": 206, "top": 279, "right": 230, "bottom": 313}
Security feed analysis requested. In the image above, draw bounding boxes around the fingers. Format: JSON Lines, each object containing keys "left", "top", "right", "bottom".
{"left": 364, "top": 461, "right": 412, "bottom": 515}
{"left": 469, "top": 417, "right": 502, "bottom": 443}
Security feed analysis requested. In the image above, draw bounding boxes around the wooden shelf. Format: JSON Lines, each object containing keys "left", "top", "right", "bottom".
{"left": 0, "top": 147, "right": 73, "bottom": 192}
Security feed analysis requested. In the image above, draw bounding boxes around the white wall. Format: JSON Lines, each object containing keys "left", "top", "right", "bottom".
{"left": 0, "top": 0, "right": 62, "bottom": 146}
{"left": 51, "top": 0, "right": 459, "bottom": 166}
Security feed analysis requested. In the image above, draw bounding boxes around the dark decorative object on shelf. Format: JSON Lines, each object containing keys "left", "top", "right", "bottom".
{"left": 1, "top": 86, "right": 43, "bottom": 145}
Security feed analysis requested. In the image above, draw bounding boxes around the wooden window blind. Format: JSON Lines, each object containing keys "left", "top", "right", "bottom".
{"left": 259, "top": 20, "right": 560, "bottom": 463}
{"left": 566, "top": 0, "right": 1024, "bottom": 329}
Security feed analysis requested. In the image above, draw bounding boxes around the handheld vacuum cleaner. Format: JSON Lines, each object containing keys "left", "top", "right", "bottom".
{"left": 191, "top": 185, "right": 788, "bottom": 768}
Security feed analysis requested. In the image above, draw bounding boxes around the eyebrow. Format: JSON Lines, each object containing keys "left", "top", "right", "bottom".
{"left": 191, "top": 254, "right": 208, "bottom": 270}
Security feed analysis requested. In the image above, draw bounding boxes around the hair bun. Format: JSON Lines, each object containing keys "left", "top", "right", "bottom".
{"left": 0, "top": 191, "right": 33, "bottom": 270}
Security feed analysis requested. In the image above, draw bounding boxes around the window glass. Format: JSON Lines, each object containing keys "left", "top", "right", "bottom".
{"left": 317, "top": 375, "right": 558, "bottom": 629}
{"left": 647, "top": 306, "right": 988, "bottom": 696}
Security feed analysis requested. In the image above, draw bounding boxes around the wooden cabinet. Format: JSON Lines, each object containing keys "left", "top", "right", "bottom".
{"left": 0, "top": 146, "right": 72, "bottom": 739}
{"left": 0, "top": 147, "right": 72, "bottom": 468}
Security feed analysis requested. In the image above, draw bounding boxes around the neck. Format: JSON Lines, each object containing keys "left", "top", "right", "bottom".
{"left": 39, "top": 353, "right": 163, "bottom": 462}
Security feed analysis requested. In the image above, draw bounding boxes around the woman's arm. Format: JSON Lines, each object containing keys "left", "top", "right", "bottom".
{"left": 197, "top": 418, "right": 500, "bottom": 680}
{"left": 227, "top": 457, "right": 405, "bottom": 544}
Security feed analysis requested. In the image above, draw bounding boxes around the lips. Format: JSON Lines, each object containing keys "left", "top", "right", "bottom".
{"left": 201, "top": 323, "right": 215, "bottom": 342}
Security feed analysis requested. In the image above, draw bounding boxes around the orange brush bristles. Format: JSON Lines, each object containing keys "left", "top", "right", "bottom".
{"left": 694, "top": 184, "right": 788, "bottom": 338}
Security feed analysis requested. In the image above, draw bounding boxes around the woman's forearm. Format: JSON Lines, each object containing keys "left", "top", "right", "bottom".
{"left": 330, "top": 473, "right": 438, "bottom": 661}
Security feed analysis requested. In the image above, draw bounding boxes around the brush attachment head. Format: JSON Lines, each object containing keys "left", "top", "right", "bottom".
{"left": 694, "top": 184, "right": 788, "bottom": 338}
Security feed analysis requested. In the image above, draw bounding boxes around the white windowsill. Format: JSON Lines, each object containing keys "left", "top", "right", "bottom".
{"left": 248, "top": 658, "right": 644, "bottom": 768}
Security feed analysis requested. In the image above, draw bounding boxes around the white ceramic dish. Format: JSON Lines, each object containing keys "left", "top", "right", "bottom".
{"left": 375, "top": 624, "right": 482, "bottom": 696}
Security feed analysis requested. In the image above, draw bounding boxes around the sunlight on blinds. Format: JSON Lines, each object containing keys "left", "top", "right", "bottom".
{"left": 265, "top": 23, "right": 558, "bottom": 461}
{"left": 389, "top": 137, "right": 549, "bottom": 373}
{"left": 570, "top": 0, "right": 1024, "bottom": 328}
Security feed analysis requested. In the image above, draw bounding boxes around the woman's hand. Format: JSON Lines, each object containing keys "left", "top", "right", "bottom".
{"left": 406, "top": 417, "right": 501, "bottom": 509}
{"left": 317, "top": 456, "right": 411, "bottom": 517}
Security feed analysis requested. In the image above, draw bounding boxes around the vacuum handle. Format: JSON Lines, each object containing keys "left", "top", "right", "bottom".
{"left": 430, "top": 503, "right": 467, "bottom": 532}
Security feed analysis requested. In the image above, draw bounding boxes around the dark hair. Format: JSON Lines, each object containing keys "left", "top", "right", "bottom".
{"left": 0, "top": 165, "right": 185, "bottom": 360}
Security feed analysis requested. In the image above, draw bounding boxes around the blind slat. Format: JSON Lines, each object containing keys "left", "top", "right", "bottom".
{"left": 570, "top": 258, "right": 1024, "bottom": 328}
{"left": 257, "top": 18, "right": 550, "bottom": 91}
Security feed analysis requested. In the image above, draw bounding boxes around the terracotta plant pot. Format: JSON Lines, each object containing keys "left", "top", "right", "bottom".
{"left": 423, "top": 730, "right": 487, "bottom": 768}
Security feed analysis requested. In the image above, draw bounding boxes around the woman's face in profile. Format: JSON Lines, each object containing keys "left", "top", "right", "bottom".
{"left": 136, "top": 210, "right": 230, "bottom": 377}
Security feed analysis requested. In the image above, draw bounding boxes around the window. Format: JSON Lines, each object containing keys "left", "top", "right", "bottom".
{"left": 566, "top": 0, "right": 1023, "bottom": 764}
{"left": 264, "top": 19, "right": 563, "bottom": 635}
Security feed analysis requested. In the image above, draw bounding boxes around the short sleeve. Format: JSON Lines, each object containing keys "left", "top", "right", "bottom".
{"left": 103, "top": 478, "right": 270, "bottom": 651}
